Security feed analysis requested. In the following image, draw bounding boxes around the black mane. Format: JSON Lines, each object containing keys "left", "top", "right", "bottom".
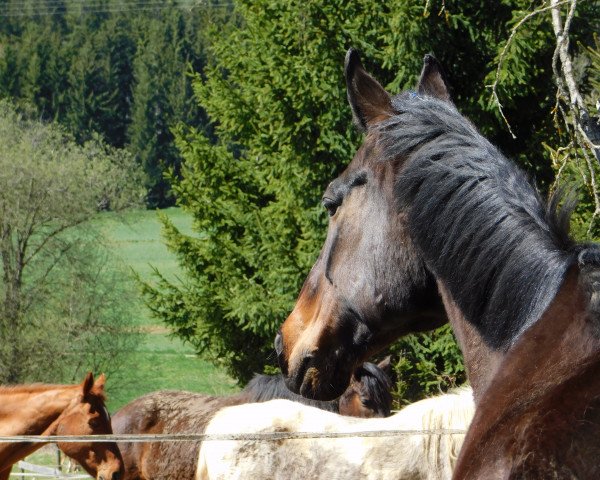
{"left": 242, "top": 373, "right": 339, "bottom": 412}
{"left": 384, "top": 94, "right": 576, "bottom": 349}
{"left": 242, "top": 362, "right": 392, "bottom": 415}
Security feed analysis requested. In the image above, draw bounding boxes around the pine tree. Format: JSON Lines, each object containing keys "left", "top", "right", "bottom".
{"left": 64, "top": 17, "right": 135, "bottom": 146}
{"left": 127, "top": 7, "right": 211, "bottom": 207}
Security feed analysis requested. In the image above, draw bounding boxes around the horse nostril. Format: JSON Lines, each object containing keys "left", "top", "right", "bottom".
{"left": 98, "top": 476, "right": 106, "bottom": 480}
{"left": 112, "top": 472, "right": 121, "bottom": 480}
{"left": 274, "top": 331, "right": 283, "bottom": 356}
{"left": 274, "top": 331, "right": 289, "bottom": 375}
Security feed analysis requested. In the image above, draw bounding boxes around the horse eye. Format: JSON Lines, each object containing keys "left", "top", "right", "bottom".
{"left": 322, "top": 196, "right": 340, "bottom": 216}
{"left": 351, "top": 171, "right": 368, "bottom": 187}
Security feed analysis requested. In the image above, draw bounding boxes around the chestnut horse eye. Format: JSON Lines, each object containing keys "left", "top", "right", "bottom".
{"left": 322, "top": 196, "right": 340, "bottom": 216}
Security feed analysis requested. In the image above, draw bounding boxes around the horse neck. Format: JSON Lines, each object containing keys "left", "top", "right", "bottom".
{"left": 0, "top": 384, "right": 79, "bottom": 436}
{"left": 454, "top": 266, "right": 600, "bottom": 478}
{"left": 391, "top": 98, "right": 574, "bottom": 352}
{"left": 436, "top": 281, "right": 503, "bottom": 403}
{"left": 0, "top": 385, "right": 80, "bottom": 471}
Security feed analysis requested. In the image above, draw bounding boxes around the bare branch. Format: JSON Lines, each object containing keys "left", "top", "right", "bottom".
{"left": 488, "top": 0, "right": 582, "bottom": 138}
{"left": 551, "top": 0, "right": 583, "bottom": 107}
{"left": 551, "top": 0, "right": 600, "bottom": 162}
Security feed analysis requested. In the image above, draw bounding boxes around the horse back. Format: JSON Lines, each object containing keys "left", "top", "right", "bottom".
{"left": 112, "top": 390, "right": 245, "bottom": 480}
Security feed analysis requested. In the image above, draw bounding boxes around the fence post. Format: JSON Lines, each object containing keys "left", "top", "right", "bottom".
{"left": 56, "top": 444, "right": 62, "bottom": 473}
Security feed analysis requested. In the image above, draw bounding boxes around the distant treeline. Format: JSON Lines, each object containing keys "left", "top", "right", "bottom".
{"left": 0, "top": 0, "right": 229, "bottom": 207}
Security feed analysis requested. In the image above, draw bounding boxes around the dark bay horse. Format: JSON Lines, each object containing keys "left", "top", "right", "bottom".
{"left": 0, "top": 372, "right": 123, "bottom": 480}
{"left": 112, "top": 359, "right": 393, "bottom": 480}
{"left": 275, "top": 49, "right": 600, "bottom": 478}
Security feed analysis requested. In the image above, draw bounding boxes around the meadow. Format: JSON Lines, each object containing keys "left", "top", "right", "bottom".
{"left": 93, "top": 207, "right": 239, "bottom": 411}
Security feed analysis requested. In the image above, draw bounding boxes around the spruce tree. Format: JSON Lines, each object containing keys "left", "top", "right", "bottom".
{"left": 144, "top": 0, "right": 598, "bottom": 394}
{"left": 128, "top": 8, "right": 211, "bottom": 207}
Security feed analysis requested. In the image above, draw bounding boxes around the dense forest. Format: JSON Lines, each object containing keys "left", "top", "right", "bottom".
{"left": 0, "top": 0, "right": 225, "bottom": 207}
{"left": 1, "top": 0, "right": 599, "bottom": 402}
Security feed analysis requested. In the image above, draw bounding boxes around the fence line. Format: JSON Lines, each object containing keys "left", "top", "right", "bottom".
{"left": 0, "top": 429, "right": 467, "bottom": 444}
{"left": 9, "top": 461, "right": 89, "bottom": 479}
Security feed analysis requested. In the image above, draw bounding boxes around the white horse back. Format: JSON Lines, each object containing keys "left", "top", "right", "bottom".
{"left": 197, "top": 387, "right": 474, "bottom": 480}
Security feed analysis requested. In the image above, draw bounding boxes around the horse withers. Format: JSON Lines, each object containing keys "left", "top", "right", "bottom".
{"left": 0, "top": 372, "right": 123, "bottom": 480}
{"left": 275, "top": 48, "right": 600, "bottom": 478}
{"left": 112, "top": 359, "right": 393, "bottom": 480}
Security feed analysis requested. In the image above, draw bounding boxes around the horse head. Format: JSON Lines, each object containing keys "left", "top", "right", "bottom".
{"left": 54, "top": 373, "right": 124, "bottom": 480}
{"left": 338, "top": 356, "right": 394, "bottom": 417}
{"left": 275, "top": 49, "right": 450, "bottom": 401}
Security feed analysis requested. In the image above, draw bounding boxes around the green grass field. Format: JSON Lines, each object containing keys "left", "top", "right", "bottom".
{"left": 17, "top": 208, "right": 238, "bottom": 474}
{"left": 92, "top": 208, "right": 239, "bottom": 411}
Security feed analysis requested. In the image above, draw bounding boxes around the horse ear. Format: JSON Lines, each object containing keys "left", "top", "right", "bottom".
{"left": 417, "top": 54, "right": 451, "bottom": 102}
{"left": 377, "top": 355, "right": 397, "bottom": 384}
{"left": 93, "top": 373, "right": 106, "bottom": 394}
{"left": 345, "top": 48, "right": 393, "bottom": 131}
{"left": 82, "top": 372, "right": 94, "bottom": 397}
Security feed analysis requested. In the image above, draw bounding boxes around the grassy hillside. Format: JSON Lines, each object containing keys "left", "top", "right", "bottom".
{"left": 93, "top": 208, "right": 238, "bottom": 411}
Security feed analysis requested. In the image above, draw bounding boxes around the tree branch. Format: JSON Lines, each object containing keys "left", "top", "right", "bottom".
{"left": 551, "top": 0, "right": 600, "bottom": 162}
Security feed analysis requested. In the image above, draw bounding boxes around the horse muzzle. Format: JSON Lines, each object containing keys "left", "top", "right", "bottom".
{"left": 275, "top": 330, "right": 353, "bottom": 401}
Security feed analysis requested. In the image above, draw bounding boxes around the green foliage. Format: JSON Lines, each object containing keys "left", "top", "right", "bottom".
{"left": 389, "top": 325, "right": 466, "bottom": 407}
{"left": 87, "top": 207, "right": 239, "bottom": 411}
{"left": 544, "top": 32, "right": 600, "bottom": 241}
{"left": 145, "top": 0, "right": 597, "bottom": 400}
{"left": 0, "top": 1, "right": 218, "bottom": 207}
{"left": 128, "top": 8, "right": 209, "bottom": 207}
{"left": 144, "top": 0, "right": 382, "bottom": 383}
{"left": 0, "top": 99, "right": 144, "bottom": 383}
{"left": 22, "top": 238, "right": 141, "bottom": 387}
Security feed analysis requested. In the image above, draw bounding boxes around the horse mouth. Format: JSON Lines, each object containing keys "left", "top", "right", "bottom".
{"left": 276, "top": 331, "right": 354, "bottom": 401}
{"left": 294, "top": 356, "right": 352, "bottom": 401}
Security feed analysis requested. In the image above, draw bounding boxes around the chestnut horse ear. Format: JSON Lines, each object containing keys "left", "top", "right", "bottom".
{"left": 417, "top": 54, "right": 451, "bottom": 102}
{"left": 345, "top": 48, "right": 393, "bottom": 131}
{"left": 82, "top": 372, "right": 94, "bottom": 397}
{"left": 93, "top": 373, "right": 106, "bottom": 393}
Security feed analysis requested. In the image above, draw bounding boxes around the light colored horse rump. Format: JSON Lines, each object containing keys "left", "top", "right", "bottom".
{"left": 197, "top": 387, "right": 473, "bottom": 480}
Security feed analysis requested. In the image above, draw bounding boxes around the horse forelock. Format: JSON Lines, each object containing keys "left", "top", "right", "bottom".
{"left": 374, "top": 94, "right": 576, "bottom": 350}
{"left": 352, "top": 362, "right": 393, "bottom": 416}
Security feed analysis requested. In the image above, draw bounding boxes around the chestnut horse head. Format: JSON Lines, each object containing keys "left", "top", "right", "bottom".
{"left": 275, "top": 49, "right": 449, "bottom": 401}
{"left": 0, "top": 373, "right": 123, "bottom": 480}
{"left": 54, "top": 373, "right": 123, "bottom": 480}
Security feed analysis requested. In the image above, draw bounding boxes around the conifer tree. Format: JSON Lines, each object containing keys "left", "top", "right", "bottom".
{"left": 0, "top": 1, "right": 214, "bottom": 207}
{"left": 144, "top": 0, "right": 598, "bottom": 394}
{"left": 127, "top": 6, "right": 212, "bottom": 207}
{"left": 64, "top": 17, "right": 135, "bottom": 146}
